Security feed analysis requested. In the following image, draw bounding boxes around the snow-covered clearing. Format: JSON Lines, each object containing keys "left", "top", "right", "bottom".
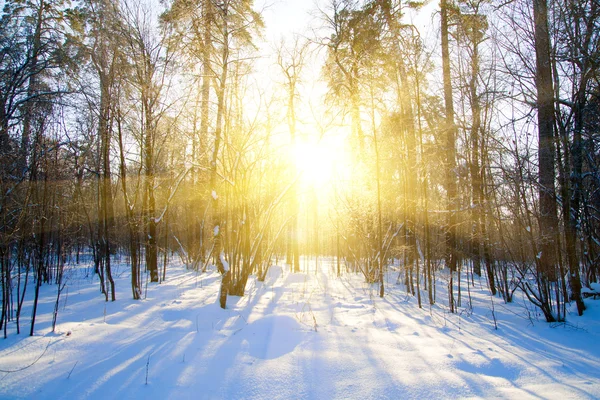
{"left": 1, "top": 258, "right": 599, "bottom": 399}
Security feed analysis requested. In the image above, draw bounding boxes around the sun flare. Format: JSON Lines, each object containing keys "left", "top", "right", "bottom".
{"left": 291, "top": 137, "right": 350, "bottom": 189}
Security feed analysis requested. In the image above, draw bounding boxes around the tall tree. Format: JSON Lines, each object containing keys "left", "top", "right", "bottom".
{"left": 122, "top": 0, "right": 174, "bottom": 283}
{"left": 451, "top": 0, "right": 496, "bottom": 294}
{"left": 553, "top": 0, "right": 594, "bottom": 316}
{"left": 440, "top": 0, "right": 458, "bottom": 311}
{"left": 276, "top": 37, "right": 307, "bottom": 274}
{"left": 82, "top": 0, "right": 128, "bottom": 301}
{"left": 532, "top": 0, "right": 561, "bottom": 321}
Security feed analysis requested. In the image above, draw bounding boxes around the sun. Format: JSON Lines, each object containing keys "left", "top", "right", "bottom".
{"left": 293, "top": 141, "right": 330, "bottom": 186}
{"left": 291, "top": 136, "right": 350, "bottom": 189}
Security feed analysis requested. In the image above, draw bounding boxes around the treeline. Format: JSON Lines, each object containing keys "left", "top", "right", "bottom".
{"left": 317, "top": 0, "right": 599, "bottom": 322}
{"left": 0, "top": 0, "right": 598, "bottom": 338}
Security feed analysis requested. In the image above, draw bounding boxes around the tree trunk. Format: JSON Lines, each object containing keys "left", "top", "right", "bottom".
{"left": 100, "top": 77, "right": 116, "bottom": 301}
{"left": 117, "top": 115, "right": 142, "bottom": 299}
{"left": 441, "top": 0, "right": 459, "bottom": 275}
{"left": 533, "top": 0, "right": 560, "bottom": 321}
{"left": 213, "top": 4, "right": 230, "bottom": 309}
{"left": 18, "top": 0, "right": 45, "bottom": 176}
{"left": 533, "top": 0, "right": 560, "bottom": 284}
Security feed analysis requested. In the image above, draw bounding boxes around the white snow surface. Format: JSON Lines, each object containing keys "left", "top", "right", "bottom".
{"left": 220, "top": 252, "right": 229, "bottom": 272}
{"left": 1, "top": 257, "right": 599, "bottom": 399}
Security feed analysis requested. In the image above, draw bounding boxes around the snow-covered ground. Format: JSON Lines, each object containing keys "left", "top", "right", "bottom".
{"left": 1, "top": 257, "right": 599, "bottom": 399}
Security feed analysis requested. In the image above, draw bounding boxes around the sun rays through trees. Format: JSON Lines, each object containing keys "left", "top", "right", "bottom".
{"left": 1, "top": 0, "right": 599, "bottom": 339}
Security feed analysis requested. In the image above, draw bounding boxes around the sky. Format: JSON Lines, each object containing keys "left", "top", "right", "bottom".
{"left": 257, "top": 0, "right": 323, "bottom": 41}
{"left": 248, "top": 0, "right": 441, "bottom": 197}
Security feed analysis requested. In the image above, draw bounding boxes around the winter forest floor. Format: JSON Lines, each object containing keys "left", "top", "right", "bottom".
{"left": 1, "top": 258, "right": 599, "bottom": 399}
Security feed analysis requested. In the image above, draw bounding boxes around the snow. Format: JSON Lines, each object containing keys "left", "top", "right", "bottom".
{"left": 213, "top": 225, "right": 219, "bottom": 237}
{"left": 212, "top": 191, "right": 218, "bottom": 200}
{"left": 582, "top": 283, "right": 600, "bottom": 299}
{"left": 1, "top": 258, "right": 599, "bottom": 399}
{"left": 220, "top": 252, "right": 229, "bottom": 272}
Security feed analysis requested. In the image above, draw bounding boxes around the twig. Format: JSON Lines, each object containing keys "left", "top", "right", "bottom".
{"left": 145, "top": 354, "right": 151, "bottom": 385}
{"left": 0, "top": 339, "right": 52, "bottom": 373}
{"left": 490, "top": 294, "right": 498, "bottom": 330}
{"left": 67, "top": 361, "right": 78, "bottom": 379}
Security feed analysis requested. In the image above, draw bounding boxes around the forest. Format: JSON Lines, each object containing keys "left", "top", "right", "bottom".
{"left": 2, "top": 0, "right": 600, "bottom": 397}
{"left": 0, "top": 0, "right": 599, "bottom": 356}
